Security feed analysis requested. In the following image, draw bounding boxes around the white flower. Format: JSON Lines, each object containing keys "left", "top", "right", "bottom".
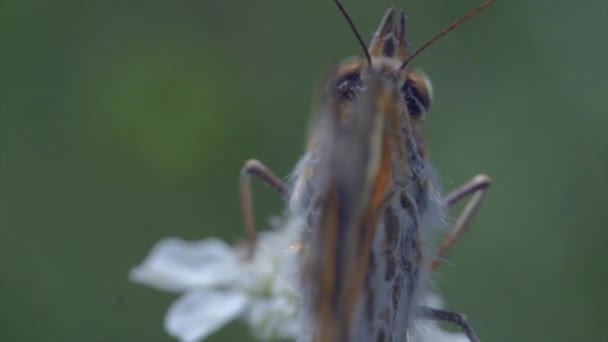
{"left": 130, "top": 218, "right": 303, "bottom": 342}
{"left": 131, "top": 217, "right": 473, "bottom": 342}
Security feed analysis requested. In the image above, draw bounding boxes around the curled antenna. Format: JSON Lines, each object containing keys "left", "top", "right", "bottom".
{"left": 400, "top": 0, "right": 496, "bottom": 70}
{"left": 333, "top": 0, "right": 373, "bottom": 65}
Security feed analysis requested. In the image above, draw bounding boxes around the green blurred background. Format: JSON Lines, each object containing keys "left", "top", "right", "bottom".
{"left": 1, "top": 0, "right": 606, "bottom": 341}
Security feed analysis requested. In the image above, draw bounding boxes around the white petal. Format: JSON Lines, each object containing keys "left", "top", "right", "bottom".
{"left": 165, "top": 290, "right": 248, "bottom": 342}
{"left": 237, "top": 217, "right": 304, "bottom": 293}
{"left": 130, "top": 238, "right": 242, "bottom": 292}
{"left": 245, "top": 297, "right": 300, "bottom": 340}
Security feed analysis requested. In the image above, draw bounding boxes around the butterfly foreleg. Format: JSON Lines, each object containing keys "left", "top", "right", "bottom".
{"left": 239, "top": 159, "right": 289, "bottom": 258}
{"left": 417, "top": 306, "right": 481, "bottom": 342}
{"left": 430, "top": 174, "right": 491, "bottom": 270}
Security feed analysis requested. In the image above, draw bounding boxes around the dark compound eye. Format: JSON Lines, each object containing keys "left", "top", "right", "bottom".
{"left": 401, "top": 71, "right": 433, "bottom": 117}
{"left": 336, "top": 72, "right": 363, "bottom": 100}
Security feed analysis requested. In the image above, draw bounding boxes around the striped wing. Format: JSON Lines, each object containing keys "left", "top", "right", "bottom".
{"left": 304, "top": 71, "right": 403, "bottom": 342}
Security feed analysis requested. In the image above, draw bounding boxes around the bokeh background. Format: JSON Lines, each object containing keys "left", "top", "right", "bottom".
{"left": 1, "top": 0, "right": 607, "bottom": 341}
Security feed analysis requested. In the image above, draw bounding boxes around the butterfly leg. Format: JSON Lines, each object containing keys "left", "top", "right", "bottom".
{"left": 240, "top": 159, "right": 289, "bottom": 258}
{"left": 418, "top": 306, "right": 481, "bottom": 342}
{"left": 430, "top": 174, "right": 491, "bottom": 270}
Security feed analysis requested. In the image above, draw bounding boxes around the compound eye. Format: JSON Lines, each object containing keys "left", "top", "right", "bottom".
{"left": 336, "top": 71, "right": 363, "bottom": 100}
{"left": 401, "top": 70, "right": 433, "bottom": 118}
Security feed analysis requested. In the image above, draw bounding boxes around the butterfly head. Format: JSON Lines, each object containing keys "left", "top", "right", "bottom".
{"left": 332, "top": 8, "right": 433, "bottom": 125}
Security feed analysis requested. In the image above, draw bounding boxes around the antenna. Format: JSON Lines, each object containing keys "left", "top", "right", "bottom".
{"left": 333, "top": 0, "right": 373, "bottom": 65}
{"left": 400, "top": 0, "right": 496, "bottom": 70}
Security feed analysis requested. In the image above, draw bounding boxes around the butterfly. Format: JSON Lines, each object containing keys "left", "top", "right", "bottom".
{"left": 239, "top": 1, "right": 495, "bottom": 341}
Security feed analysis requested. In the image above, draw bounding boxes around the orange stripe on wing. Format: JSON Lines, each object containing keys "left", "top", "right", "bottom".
{"left": 317, "top": 188, "right": 340, "bottom": 342}
{"left": 312, "top": 71, "right": 398, "bottom": 341}
{"left": 341, "top": 86, "right": 396, "bottom": 331}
